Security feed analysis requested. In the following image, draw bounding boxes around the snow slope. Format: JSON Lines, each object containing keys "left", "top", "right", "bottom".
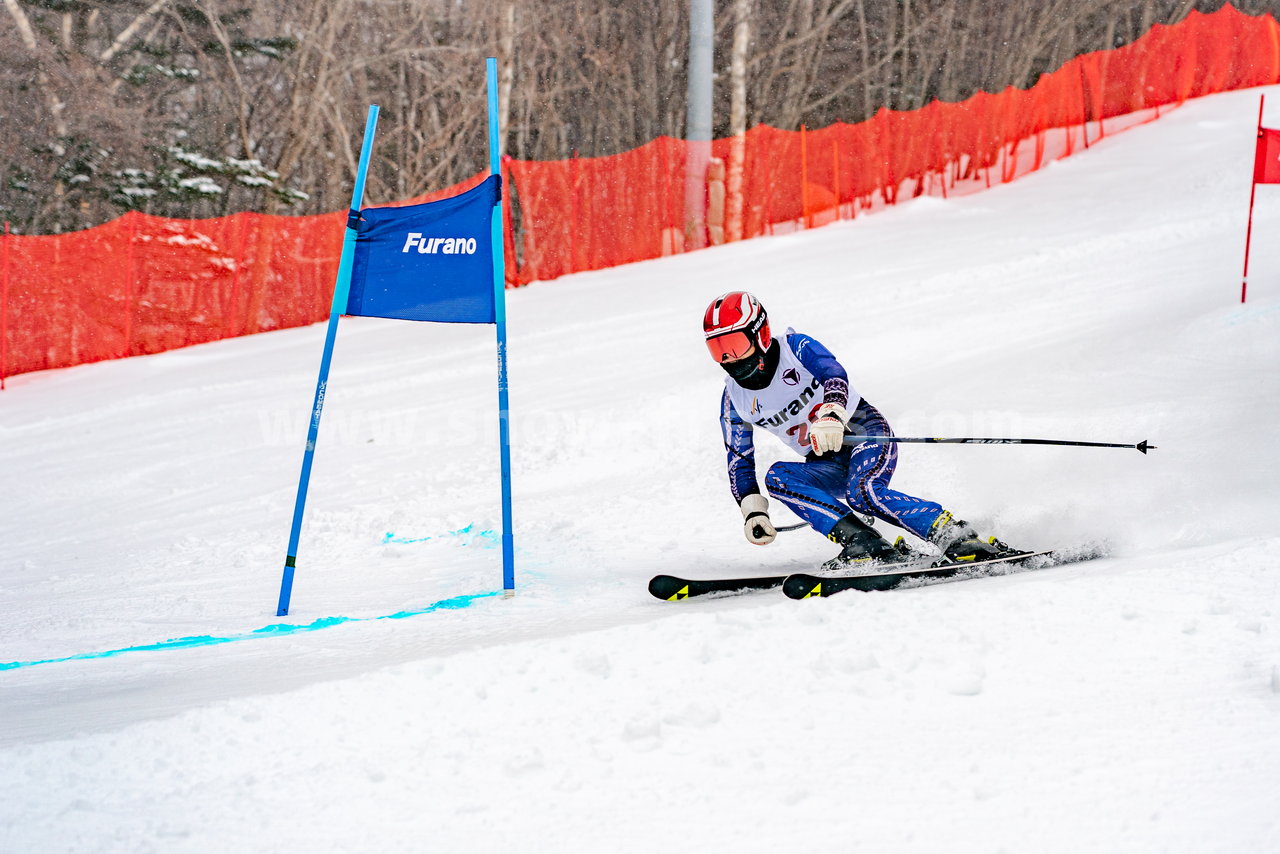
{"left": 2, "top": 86, "right": 1279, "bottom": 853}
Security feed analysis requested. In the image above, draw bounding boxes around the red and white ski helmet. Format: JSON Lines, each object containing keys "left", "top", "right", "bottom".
{"left": 703, "top": 291, "right": 772, "bottom": 363}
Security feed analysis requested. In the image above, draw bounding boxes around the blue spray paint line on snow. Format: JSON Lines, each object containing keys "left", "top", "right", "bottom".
{"left": 0, "top": 591, "right": 499, "bottom": 673}
{"left": 383, "top": 532, "right": 434, "bottom": 544}
{"left": 381, "top": 524, "right": 498, "bottom": 547}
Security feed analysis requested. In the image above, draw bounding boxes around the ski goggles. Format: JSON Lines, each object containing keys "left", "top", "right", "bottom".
{"left": 705, "top": 330, "right": 755, "bottom": 363}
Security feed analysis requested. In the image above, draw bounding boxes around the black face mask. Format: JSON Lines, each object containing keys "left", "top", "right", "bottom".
{"left": 721, "top": 340, "right": 779, "bottom": 390}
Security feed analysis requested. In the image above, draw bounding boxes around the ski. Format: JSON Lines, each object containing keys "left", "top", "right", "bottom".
{"left": 652, "top": 546, "right": 1103, "bottom": 601}
{"left": 783, "top": 548, "right": 1078, "bottom": 598}
{"left": 647, "top": 551, "right": 932, "bottom": 601}
{"left": 648, "top": 573, "right": 785, "bottom": 601}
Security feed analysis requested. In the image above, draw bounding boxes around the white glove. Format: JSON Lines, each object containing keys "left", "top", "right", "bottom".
{"left": 739, "top": 493, "right": 777, "bottom": 546}
{"left": 809, "top": 402, "right": 849, "bottom": 455}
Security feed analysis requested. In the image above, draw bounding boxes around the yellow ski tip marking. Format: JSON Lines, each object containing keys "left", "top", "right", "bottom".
{"left": 803, "top": 582, "right": 822, "bottom": 599}
{"left": 667, "top": 585, "right": 690, "bottom": 601}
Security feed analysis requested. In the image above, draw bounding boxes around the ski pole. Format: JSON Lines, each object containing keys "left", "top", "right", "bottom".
{"left": 762, "top": 435, "right": 1154, "bottom": 536}
{"left": 841, "top": 435, "right": 1156, "bottom": 454}
{"left": 768, "top": 435, "right": 1153, "bottom": 537}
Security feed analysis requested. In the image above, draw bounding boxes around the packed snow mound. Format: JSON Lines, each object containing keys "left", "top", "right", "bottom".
{"left": 2, "top": 86, "right": 1279, "bottom": 853}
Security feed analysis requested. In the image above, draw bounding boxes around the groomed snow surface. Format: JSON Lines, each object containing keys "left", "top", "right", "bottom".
{"left": 3, "top": 86, "right": 1280, "bottom": 853}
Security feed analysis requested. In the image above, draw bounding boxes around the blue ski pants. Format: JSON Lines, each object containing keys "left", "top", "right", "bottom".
{"left": 764, "top": 412, "right": 944, "bottom": 541}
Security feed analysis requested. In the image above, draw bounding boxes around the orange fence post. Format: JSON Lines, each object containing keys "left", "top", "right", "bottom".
{"left": 501, "top": 154, "right": 519, "bottom": 285}
{"left": 570, "top": 149, "right": 580, "bottom": 269}
{"left": 120, "top": 214, "right": 138, "bottom": 360}
{"left": 800, "top": 123, "right": 811, "bottom": 228}
{"left": 229, "top": 213, "right": 248, "bottom": 338}
{"left": 831, "top": 135, "right": 842, "bottom": 219}
{"left": 1, "top": 221, "right": 9, "bottom": 390}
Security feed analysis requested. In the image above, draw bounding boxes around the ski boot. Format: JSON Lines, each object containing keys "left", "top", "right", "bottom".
{"left": 928, "top": 511, "right": 1023, "bottom": 563}
{"left": 820, "top": 514, "right": 909, "bottom": 572}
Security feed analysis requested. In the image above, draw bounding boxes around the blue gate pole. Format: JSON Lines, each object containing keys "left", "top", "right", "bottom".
{"left": 487, "top": 58, "right": 516, "bottom": 596}
{"left": 276, "top": 105, "right": 380, "bottom": 616}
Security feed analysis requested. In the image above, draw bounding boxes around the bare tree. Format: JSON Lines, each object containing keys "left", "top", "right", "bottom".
{"left": 2, "top": 0, "right": 1275, "bottom": 234}
{"left": 726, "top": 0, "right": 751, "bottom": 242}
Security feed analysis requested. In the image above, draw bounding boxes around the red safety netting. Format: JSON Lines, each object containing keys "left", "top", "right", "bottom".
{"left": 3, "top": 4, "right": 1278, "bottom": 383}
{"left": 506, "top": 4, "right": 1280, "bottom": 283}
{"left": 0, "top": 173, "right": 498, "bottom": 381}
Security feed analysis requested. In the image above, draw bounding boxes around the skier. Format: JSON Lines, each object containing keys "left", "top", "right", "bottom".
{"left": 704, "top": 291, "right": 1017, "bottom": 569}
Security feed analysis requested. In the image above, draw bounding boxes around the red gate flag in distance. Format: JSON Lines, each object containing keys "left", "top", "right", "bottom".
{"left": 1255, "top": 127, "right": 1280, "bottom": 184}
{"left": 1241, "top": 95, "right": 1276, "bottom": 305}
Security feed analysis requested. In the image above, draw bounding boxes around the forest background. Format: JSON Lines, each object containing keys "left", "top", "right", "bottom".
{"left": 2, "top": 0, "right": 1275, "bottom": 235}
